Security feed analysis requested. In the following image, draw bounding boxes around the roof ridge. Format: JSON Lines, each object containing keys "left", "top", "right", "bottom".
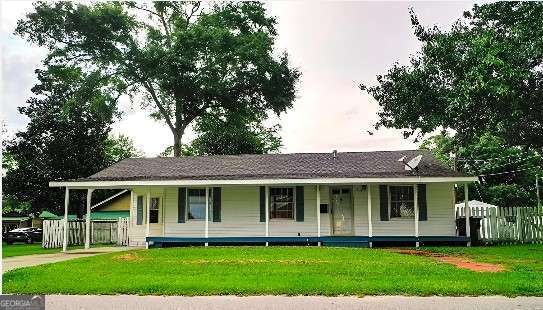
{"left": 122, "top": 149, "right": 427, "bottom": 160}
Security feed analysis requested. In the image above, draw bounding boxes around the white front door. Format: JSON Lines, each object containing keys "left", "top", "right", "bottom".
{"left": 331, "top": 187, "right": 354, "bottom": 235}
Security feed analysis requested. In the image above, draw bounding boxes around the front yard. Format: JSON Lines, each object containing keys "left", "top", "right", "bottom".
{"left": 4, "top": 245, "right": 543, "bottom": 296}
{"left": 2, "top": 242, "right": 78, "bottom": 258}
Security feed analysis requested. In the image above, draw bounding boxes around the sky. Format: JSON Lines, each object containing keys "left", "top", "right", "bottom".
{"left": 0, "top": 1, "right": 474, "bottom": 157}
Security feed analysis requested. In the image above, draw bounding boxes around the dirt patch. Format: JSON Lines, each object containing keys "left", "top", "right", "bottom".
{"left": 115, "top": 252, "right": 144, "bottom": 262}
{"left": 390, "top": 249, "right": 505, "bottom": 272}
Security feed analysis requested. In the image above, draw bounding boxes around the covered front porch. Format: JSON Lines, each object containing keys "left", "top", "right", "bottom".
{"left": 54, "top": 178, "right": 476, "bottom": 251}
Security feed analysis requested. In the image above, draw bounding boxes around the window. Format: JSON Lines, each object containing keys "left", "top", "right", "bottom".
{"left": 188, "top": 189, "right": 206, "bottom": 220}
{"left": 389, "top": 186, "right": 414, "bottom": 219}
{"left": 320, "top": 203, "right": 328, "bottom": 214}
{"left": 149, "top": 197, "right": 160, "bottom": 223}
{"left": 270, "top": 187, "right": 295, "bottom": 219}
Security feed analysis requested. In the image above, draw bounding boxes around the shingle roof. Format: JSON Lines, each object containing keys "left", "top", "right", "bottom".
{"left": 74, "top": 150, "right": 465, "bottom": 182}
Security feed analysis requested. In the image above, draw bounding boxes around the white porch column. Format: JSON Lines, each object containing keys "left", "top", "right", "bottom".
{"left": 316, "top": 185, "right": 321, "bottom": 246}
{"left": 464, "top": 184, "right": 471, "bottom": 247}
{"left": 414, "top": 184, "right": 419, "bottom": 248}
{"left": 63, "top": 187, "right": 70, "bottom": 252}
{"left": 85, "top": 189, "right": 94, "bottom": 249}
{"left": 205, "top": 187, "right": 209, "bottom": 247}
{"left": 265, "top": 186, "right": 270, "bottom": 246}
{"left": 146, "top": 188, "right": 151, "bottom": 249}
{"left": 367, "top": 184, "right": 373, "bottom": 248}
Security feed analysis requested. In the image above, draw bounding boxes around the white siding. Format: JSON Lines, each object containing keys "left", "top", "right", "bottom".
{"left": 365, "top": 183, "right": 456, "bottom": 236}
{"left": 129, "top": 187, "right": 165, "bottom": 246}
{"left": 128, "top": 183, "right": 457, "bottom": 243}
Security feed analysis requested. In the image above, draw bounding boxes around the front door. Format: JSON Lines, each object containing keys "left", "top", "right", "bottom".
{"left": 331, "top": 187, "right": 354, "bottom": 235}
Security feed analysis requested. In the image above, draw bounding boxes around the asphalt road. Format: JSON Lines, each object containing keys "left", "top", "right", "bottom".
{"left": 45, "top": 295, "right": 543, "bottom": 310}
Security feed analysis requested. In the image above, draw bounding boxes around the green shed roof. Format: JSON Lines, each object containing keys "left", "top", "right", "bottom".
{"left": 39, "top": 211, "right": 78, "bottom": 220}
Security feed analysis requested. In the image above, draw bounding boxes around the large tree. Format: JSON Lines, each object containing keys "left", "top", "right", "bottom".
{"left": 361, "top": 2, "right": 543, "bottom": 149}
{"left": 3, "top": 65, "right": 139, "bottom": 215}
{"left": 16, "top": 2, "right": 300, "bottom": 157}
{"left": 188, "top": 106, "right": 281, "bottom": 156}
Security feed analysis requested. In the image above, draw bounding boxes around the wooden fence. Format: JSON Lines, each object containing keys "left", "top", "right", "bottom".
{"left": 42, "top": 218, "right": 129, "bottom": 248}
{"left": 456, "top": 206, "right": 543, "bottom": 244}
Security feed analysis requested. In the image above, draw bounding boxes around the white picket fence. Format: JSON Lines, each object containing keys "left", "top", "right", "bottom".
{"left": 456, "top": 206, "right": 543, "bottom": 244}
{"left": 42, "top": 218, "right": 129, "bottom": 248}
{"left": 117, "top": 217, "right": 129, "bottom": 246}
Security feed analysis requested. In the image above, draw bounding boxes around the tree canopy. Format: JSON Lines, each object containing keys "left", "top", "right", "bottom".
{"left": 16, "top": 1, "right": 300, "bottom": 156}
{"left": 189, "top": 106, "right": 281, "bottom": 155}
{"left": 3, "top": 65, "right": 140, "bottom": 215}
{"left": 361, "top": 2, "right": 543, "bottom": 148}
{"left": 421, "top": 133, "right": 543, "bottom": 207}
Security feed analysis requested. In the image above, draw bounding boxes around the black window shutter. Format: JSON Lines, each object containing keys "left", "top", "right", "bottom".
{"left": 379, "top": 185, "right": 389, "bottom": 221}
{"left": 213, "top": 187, "right": 221, "bottom": 222}
{"left": 296, "top": 186, "right": 304, "bottom": 222}
{"left": 136, "top": 196, "right": 143, "bottom": 225}
{"left": 178, "top": 188, "right": 186, "bottom": 223}
{"left": 418, "top": 184, "right": 427, "bottom": 221}
{"left": 259, "top": 186, "right": 266, "bottom": 222}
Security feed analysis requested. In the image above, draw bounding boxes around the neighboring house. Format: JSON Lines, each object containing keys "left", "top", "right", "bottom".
{"left": 50, "top": 150, "right": 477, "bottom": 249}
{"left": 2, "top": 213, "right": 31, "bottom": 234}
{"left": 87, "top": 190, "right": 130, "bottom": 221}
{"left": 34, "top": 211, "right": 78, "bottom": 228}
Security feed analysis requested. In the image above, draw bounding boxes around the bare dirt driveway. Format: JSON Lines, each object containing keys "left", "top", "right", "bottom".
{"left": 45, "top": 295, "right": 543, "bottom": 310}
{"left": 2, "top": 246, "right": 135, "bottom": 272}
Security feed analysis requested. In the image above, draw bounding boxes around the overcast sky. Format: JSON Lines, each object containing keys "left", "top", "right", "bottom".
{"left": 1, "top": 1, "right": 474, "bottom": 157}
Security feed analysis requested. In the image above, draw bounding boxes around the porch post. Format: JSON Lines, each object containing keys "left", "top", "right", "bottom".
{"left": 265, "top": 186, "right": 269, "bottom": 246}
{"left": 63, "top": 187, "right": 69, "bottom": 252}
{"left": 146, "top": 188, "right": 151, "bottom": 249}
{"left": 85, "top": 188, "right": 94, "bottom": 249}
{"left": 316, "top": 185, "right": 321, "bottom": 246}
{"left": 414, "top": 184, "right": 419, "bottom": 248}
{"left": 367, "top": 184, "right": 373, "bottom": 248}
{"left": 464, "top": 183, "right": 471, "bottom": 247}
{"left": 205, "top": 187, "right": 209, "bottom": 247}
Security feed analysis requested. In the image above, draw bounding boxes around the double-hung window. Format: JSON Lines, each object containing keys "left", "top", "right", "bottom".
{"left": 270, "top": 187, "right": 295, "bottom": 219}
{"left": 187, "top": 189, "right": 213, "bottom": 220}
{"left": 188, "top": 189, "right": 206, "bottom": 220}
{"left": 149, "top": 197, "right": 160, "bottom": 223}
{"left": 389, "top": 186, "right": 414, "bottom": 219}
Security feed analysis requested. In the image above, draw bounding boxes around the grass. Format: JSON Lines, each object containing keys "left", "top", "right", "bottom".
{"left": 4, "top": 244, "right": 543, "bottom": 296}
{"left": 2, "top": 242, "right": 114, "bottom": 258}
{"left": 2, "top": 243, "right": 77, "bottom": 258}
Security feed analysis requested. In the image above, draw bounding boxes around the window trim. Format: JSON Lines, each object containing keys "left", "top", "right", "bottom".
{"left": 269, "top": 186, "right": 296, "bottom": 221}
{"left": 186, "top": 188, "right": 212, "bottom": 222}
{"left": 388, "top": 185, "right": 415, "bottom": 220}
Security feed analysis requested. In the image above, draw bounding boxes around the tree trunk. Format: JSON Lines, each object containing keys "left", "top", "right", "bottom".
{"left": 173, "top": 130, "right": 183, "bottom": 157}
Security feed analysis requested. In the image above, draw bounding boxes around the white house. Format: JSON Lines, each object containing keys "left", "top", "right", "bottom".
{"left": 49, "top": 150, "right": 477, "bottom": 250}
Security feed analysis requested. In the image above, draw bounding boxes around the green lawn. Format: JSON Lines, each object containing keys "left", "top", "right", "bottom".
{"left": 2, "top": 243, "right": 72, "bottom": 258}
{"left": 4, "top": 245, "right": 543, "bottom": 296}
{"left": 2, "top": 242, "right": 114, "bottom": 258}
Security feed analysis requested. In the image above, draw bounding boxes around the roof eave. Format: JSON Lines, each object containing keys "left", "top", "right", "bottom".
{"left": 49, "top": 176, "right": 478, "bottom": 189}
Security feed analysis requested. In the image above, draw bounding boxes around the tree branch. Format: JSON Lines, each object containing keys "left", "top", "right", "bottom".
{"left": 185, "top": 2, "right": 201, "bottom": 25}
{"left": 143, "top": 82, "right": 176, "bottom": 132}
